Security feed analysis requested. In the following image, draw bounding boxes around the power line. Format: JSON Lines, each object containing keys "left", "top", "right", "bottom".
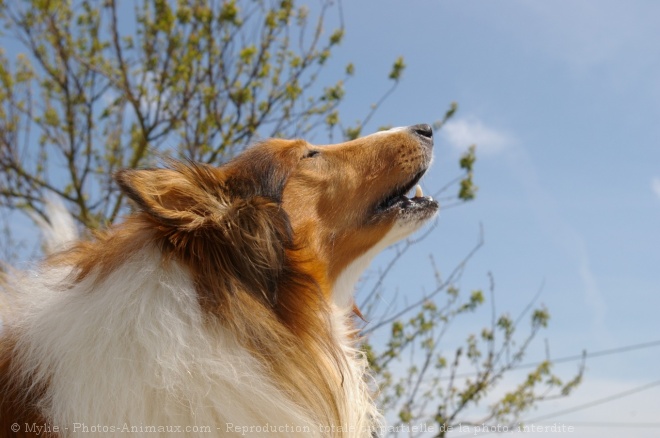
{"left": 537, "top": 421, "right": 660, "bottom": 429}
{"left": 443, "top": 339, "right": 660, "bottom": 380}
{"left": 523, "top": 339, "right": 660, "bottom": 368}
{"left": 452, "top": 379, "right": 660, "bottom": 437}
{"left": 524, "top": 378, "right": 660, "bottom": 423}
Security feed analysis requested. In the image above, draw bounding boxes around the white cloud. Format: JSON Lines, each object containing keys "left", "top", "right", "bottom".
{"left": 651, "top": 177, "right": 660, "bottom": 200}
{"left": 440, "top": 117, "right": 513, "bottom": 156}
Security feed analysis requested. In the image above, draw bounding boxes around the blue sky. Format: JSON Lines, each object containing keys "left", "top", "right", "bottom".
{"left": 324, "top": 0, "right": 660, "bottom": 436}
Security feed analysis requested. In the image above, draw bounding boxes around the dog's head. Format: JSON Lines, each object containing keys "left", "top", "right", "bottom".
{"left": 115, "top": 124, "right": 438, "bottom": 310}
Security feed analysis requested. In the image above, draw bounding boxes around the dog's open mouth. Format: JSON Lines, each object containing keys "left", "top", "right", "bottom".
{"left": 374, "top": 170, "right": 439, "bottom": 217}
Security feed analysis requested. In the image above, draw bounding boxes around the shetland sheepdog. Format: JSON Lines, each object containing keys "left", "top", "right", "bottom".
{"left": 0, "top": 125, "right": 438, "bottom": 437}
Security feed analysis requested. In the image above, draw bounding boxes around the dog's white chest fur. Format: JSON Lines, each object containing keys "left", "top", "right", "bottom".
{"left": 11, "top": 249, "right": 376, "bottom": 437}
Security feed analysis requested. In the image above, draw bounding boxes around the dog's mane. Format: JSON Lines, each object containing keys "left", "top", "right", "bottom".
{"left": 41, "top": 158, "right": 349, "bottom": 429}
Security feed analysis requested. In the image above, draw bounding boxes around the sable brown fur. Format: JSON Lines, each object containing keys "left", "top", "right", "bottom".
{"left": 0, "top": 337, "right": 53, "bottom": 438}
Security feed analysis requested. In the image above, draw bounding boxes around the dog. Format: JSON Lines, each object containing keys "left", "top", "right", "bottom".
{"left": 0, "top": 125, "right": 438, "bottom": 437}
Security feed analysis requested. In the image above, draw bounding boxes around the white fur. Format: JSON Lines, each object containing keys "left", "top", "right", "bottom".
{"left": 8, "top": 244, "right": 379, "bottom": 437}
{"left": 367, "top": 126, "right": 408, "bottom": 137}
{"left": 333, "top": 218, "right": 434, "bottom": 308}
{"left": 328, "top": 305, "right": 382, "bottom": 436}
{"left": 28, "top": 198, "right": 79, "bottom": 254}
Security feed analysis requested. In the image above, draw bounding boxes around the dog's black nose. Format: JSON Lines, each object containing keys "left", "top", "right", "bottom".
{"left": 411, "top": 124, "right": 433, "bottom": 140}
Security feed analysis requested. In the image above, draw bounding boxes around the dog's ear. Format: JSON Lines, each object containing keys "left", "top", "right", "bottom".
{"left": 114, "top": 163, "right": 230, "bottom": 229}
{"left": 114, "top": 159, "right": 295, "bottom": 306}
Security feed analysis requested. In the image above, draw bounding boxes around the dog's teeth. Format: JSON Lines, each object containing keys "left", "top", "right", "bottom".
{"left": 415, "top": 185, "right": 423, "bottom": 198}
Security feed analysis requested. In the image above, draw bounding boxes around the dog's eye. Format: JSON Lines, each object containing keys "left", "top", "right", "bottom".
{"left": 303, "top": 150, "right": 320, "bottom": 159}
